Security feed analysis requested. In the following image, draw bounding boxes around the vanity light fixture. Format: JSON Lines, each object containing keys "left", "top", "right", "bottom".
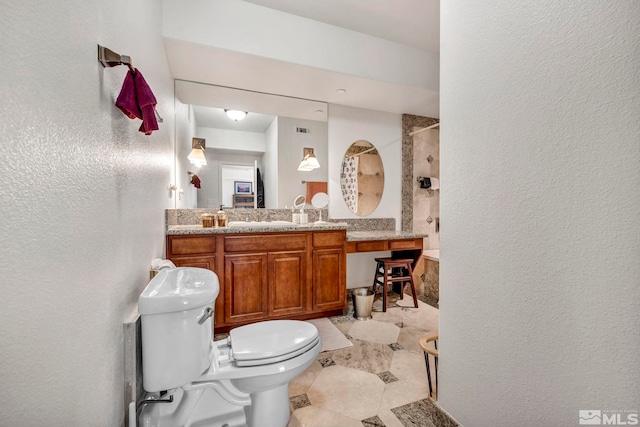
{"left": 188, "top": 137, "right": 207, "bottom": 168}
{"left": 224, "top": 109, "right": 248, "bottom": 121}
{"left": 297, "top": 147, "right": 320, "bottom": 171}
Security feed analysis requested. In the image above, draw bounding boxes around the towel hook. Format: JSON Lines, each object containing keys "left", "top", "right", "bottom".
{"left": 99, "top": 44, "right": 163, "bottom": 124}
{"left": 98, "top": 44, "right": 135, "bottom": 73}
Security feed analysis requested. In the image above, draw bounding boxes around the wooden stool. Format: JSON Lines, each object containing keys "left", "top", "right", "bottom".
{"left": 418, "top": 333, "right": 439, "bottom": 402}
{"left": 371, "top": 257, "right": 419, "bottom": 312}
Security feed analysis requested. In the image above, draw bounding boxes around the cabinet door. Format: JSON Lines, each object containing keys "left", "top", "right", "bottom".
{"left": 268, "top": 250, "right": 308, "bottom": 317}
{"left": 224, "top": 253, "right": 268, "bottom": 324}
{"left": 313, "top": 248, "right": 346, "bottom": 311}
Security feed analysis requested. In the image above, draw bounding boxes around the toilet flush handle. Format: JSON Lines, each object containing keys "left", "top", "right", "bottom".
{"left": 198, "top": 307, "right": 214, "bottom": 325}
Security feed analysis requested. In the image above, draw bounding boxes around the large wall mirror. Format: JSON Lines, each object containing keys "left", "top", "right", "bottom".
{"left": 340, "top": 140, "right": 384, "bottom": 216}
{"left": 174, "top": 80, "right": 328, "bottom": 209}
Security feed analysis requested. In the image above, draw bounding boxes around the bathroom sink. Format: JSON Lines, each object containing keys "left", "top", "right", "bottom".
{"left": 228, "top": 221, "right": 297, "bottom": 228}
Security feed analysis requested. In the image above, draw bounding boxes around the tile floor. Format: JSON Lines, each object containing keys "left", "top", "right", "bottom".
{"left": 286, "top": 292, "right": 457, "bottom": 427}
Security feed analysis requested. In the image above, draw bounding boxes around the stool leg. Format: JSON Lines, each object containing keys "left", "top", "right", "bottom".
{"left": 382, "top": 266, "right": 389, "bottom": 312}
{"left": 407, "top": 264, "right": 419, "bottom": 308}
{"left": 434, "top": 357, "right": 438, "bottom": 395}
{"left": 424, "top": 352, "right": 433, "bottom": 398}
{"left": 434, "top": 340, "right": 438, "bottom": 395}
{"left": 396, "top": 267, "right": 405, "bottom": 300}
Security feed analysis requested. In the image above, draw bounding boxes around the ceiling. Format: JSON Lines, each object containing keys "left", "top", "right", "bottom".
{"left": 241, "top": 0, "right": 440, "bottom": 54}
{"left": 177, "top": 79, "right": 328, "bottom": 134}
{"left": 192, "top": 106, "right": 276, "bottom": 133}
{"left": 165, "top": 1, "right": 440, "bottom": 117}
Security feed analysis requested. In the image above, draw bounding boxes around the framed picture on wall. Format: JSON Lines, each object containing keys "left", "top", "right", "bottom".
{"left": 234, "top": 181, "right": 253, "bottom": 194}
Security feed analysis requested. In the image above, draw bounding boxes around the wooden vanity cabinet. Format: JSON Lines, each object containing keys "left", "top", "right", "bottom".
{"left": 268, "top": 250, "right": 309, "bottom": 317}
{"left": 166, "top": 235, "right": 224, "bottom": 325}
{"left": 223, "top": 233, "right": 309, "bottom": 325}
{"left": 224, "top": 252, "right": 268, "bottom": 324}
{"left": 312, "top": 232, "right": 346, "bottom": 311}
{"left": 166, "top": 230, "right": 345, "bottom": 331}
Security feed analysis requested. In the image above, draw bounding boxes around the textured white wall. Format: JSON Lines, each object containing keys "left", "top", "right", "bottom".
{"left": 440, "top": 2, "right": 640, "bottom": 426}
{"left": 327, "top": 104, "right": 403, "bottom": 288}
{"left": 176, "top": 100, "right": 198, "bottom": 208}
{"left": 328, "top": 104, "right": 402, "bottom": 222}
{"left": 0, "top": 1, "right": 174, "bottom": 425}
{"left": 196, "top": 127, "right": 266, "bottom": 152}
{"left": 264, "top": 118, "right": 279, "bottom": 208}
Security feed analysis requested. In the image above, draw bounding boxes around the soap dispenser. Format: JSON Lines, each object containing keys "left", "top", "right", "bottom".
{"left": 216, "top": 205, "right": 227, "bottom": 227}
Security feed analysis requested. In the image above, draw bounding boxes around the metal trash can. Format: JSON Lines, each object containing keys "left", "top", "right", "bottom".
{"left": 353, "top": 287, "right": 374, "bottom": 320}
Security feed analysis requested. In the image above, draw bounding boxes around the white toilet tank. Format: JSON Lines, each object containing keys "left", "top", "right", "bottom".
{"left": 138, "top": 267, "right": 220, "bottom": 392}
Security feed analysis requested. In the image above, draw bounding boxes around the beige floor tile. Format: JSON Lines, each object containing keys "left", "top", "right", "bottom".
{"left": 348, "top": 319, "right": 399, "bottom": 344}
{"left": 288, "top": 359, "right": 323, "bottom": 397}
{"left": 379, "top": 378, "right": 428, "bottom": 413}
{"left": 396, "top": 303, "right": 439, "bottom": 331}
{"left": 288, "top": 405, "right": 363, "bottom": 427}
{"left": 371, "top": 308, "right": 404, "bottom": 324}
{"left": 307, "top": 317, "right": 353, "bottom": 352}
{"left": 397, "top": 326, "right": 430, "bottom": 353}
{"left": 306, "top": 365, "right": 384, "bottom": 420}
{"left": 389, "top": 349, "right": 430, "bottom": 387}
{"left": 376, "top": 408, "right": 407, "bottom": 427}
{"left": 288, "top": 297, "right": 448, "bottom": 426}
{"left": 331, "top": 338, "right": 394, "bottom": 374}
{"left": 333, "top": 320, "right": 354, "bottom": 335}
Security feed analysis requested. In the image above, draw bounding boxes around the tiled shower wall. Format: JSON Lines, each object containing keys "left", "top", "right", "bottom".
{"left": 401, "top": 115, "right": 439, "bottom": 239}
{"left": 402, "top": 115, "right": 440, "bottom": 305}
{"left": 413, "top": 127, "right": 440, "bottom": 249}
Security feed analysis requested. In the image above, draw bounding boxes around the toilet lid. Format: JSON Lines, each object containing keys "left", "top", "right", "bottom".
{"left": 229, "top": 320, "right": 319, "bottom": 367}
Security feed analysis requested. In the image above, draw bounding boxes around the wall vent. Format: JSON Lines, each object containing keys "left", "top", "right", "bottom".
{"left": 296, "top": 127, "right": 311, "bottom": 134}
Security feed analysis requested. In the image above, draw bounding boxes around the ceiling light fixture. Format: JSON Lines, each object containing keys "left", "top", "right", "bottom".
{"left": 336, "top": 89, "right": 347, "bottom": 94}
{"left": 297, "top": 147, "right": 320, "bottom": 171}
{"left": 188, "top": 137, "right": 207, "bottom": 168}
{"left": 224, "top": 109, "right": 248, "bottom": 121}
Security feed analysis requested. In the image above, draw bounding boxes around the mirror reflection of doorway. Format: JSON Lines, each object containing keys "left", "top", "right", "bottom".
{"left": 220, "top": 163, "right": 254, "bottom": 208}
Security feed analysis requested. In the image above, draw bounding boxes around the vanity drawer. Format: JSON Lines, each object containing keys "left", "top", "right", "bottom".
{"left": 167, "top": 236, "right": 217, "bottom": 256}
{"left": 388, "top": 239, "right": 422, "bottom": 250}
{"left": 224, "top": 234, "right": 307, "bottom": 252}
{"left": 355, "top": 241, "right": 387, "bottom": 252}
{"left": 313, "top": 231, "right": 345, "bottom": 248}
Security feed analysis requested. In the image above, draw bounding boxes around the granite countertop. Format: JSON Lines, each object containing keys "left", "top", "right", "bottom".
{"left": 166, "top": 222, "right": 349, "bottom": 235}
{"left": 346, "top": 230, "right": 427, "bottom": 241}
{"left": 167, "top": 224, "right": 427, "bottom": 239}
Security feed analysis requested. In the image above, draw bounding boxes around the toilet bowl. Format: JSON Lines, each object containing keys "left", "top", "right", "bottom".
{"left": 137, "top": 267, "right": 321, "bottom": 427}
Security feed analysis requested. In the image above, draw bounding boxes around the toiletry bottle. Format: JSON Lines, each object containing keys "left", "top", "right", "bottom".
{"left": 216, "top": 205, "right": 227, "bottom": 227}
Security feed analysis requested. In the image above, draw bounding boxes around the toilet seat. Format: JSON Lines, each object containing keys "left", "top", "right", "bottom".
{"left": 228, "top": 320, "right": 320, "bottom": 367}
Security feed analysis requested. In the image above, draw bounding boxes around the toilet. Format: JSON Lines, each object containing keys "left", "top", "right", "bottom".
{"left": 136, "top": 267, "right": 322, "bottom": 427}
